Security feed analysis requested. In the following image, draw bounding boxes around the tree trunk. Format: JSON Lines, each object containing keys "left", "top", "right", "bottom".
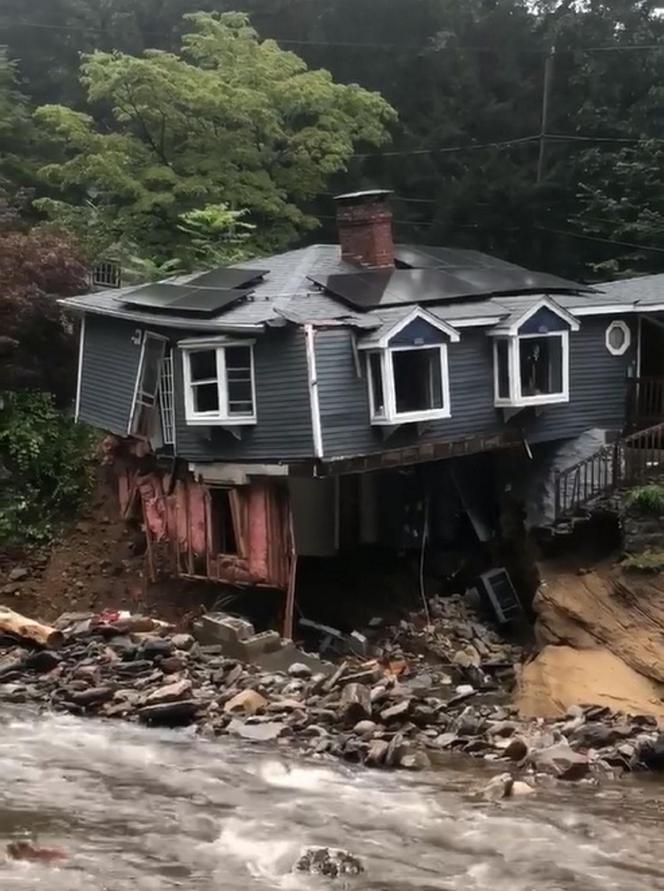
{"left": 0, "top": 607, "right": 64, "bottom": 649}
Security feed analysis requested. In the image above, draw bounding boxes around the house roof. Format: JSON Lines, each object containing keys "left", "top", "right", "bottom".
{"left": 594, "top": 273, "right": 664, "bottom": 308}
{"left": 61, "top": 243, "right": 655, "bottom": 334}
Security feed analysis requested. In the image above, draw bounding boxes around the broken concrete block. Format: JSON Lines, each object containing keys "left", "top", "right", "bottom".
{"left": 198, "top": 613, "right": 255, "bottom": 645}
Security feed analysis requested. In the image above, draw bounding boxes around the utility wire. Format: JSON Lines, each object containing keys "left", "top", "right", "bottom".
{"left": 534, "top": 226, "right": 664, "bottom": 254}
{"left": 8, "top": 20, "right": 664, "bottom": 56}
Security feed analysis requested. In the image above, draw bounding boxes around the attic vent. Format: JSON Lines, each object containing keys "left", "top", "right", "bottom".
{"left": 478, "top": 568, "right": 523, "bottom": 623}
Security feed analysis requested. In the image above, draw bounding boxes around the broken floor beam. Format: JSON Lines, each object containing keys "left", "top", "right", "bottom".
{"left": 320, "top": 431, "right": 524, "bottom": 476}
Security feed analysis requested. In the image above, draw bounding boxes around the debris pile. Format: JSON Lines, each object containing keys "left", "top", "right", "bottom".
{"left": 0, "top": 600, "right": 663, "bottom": 785}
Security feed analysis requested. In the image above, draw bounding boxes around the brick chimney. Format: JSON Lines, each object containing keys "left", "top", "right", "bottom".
{"left": 335, "top": 189, "right": 395, "bottom": 268}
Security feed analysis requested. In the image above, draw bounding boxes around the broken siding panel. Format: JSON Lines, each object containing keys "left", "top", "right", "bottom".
{"left": 78, "top": 315, "right": 142, "bottom": 435}
{"left": 316, "top": 319, "right": 634, "bottom": 459}
{"left": 173, "top": 327, "right": 314, "bottom": 462}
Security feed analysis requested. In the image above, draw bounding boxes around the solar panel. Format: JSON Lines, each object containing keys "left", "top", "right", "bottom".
{"left": 187, "top": 267, "right": 268, "bottom": 289}
{"left": 165, "top": 288, "right": 251, "bottom": 315}
{"left": 309, "top": 269, "right": 488, "bottom": 310}
{"left": 395, "top": 245, "right": 587, "bottom": 291}
{"left": 116, "top": 282, "right": 250, "bottom": 316}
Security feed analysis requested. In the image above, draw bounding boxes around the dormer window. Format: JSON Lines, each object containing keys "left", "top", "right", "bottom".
{"left": 491, "top": 300, "right": 579, "bottom": 408}
{"left": 360, "top": 308, "right": 460, "bottom": 424}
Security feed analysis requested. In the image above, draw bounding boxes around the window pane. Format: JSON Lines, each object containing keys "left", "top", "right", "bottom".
{"left": 369, "top": 353, "right": 385, "bottom": 416}
{"left": 190, "top": 350, "right": 217, "bottom": 382}
{"left": 225, "top": 346, "right": 251, "bottom": 372}
{"left": 193, "top": 383, "right": 219, "bottom": 412}
{"left": 608, "top": 325, "right": 626, "bottom": 351}
{"left": 393, "top": 348, "right": 443, "bottom": 414}
{"left": 140, "top": 337, "right": 165, "bottom": 395}
{"left": 496, "top": 339, "right": 510, "bottom": 399}
{"left": 519, "top": 336, "right": 563, "bottom": 396}
{"left": 225, "top": 346, "right": 254, "bottom": 415}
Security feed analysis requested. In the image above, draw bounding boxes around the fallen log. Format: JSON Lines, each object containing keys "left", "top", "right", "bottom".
{"left": 0, "top": 607, "right": 64, "bottom": 650}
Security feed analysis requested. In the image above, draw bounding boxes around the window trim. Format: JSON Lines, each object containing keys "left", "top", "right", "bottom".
{"left": 493, "top": 330, "right": 570, "bottom": 408}
{"left": 128, "top": 331, "right": 169, "bottom": 436}
{"left": 367, "top": 343, "right": 451, "bottom": 424}
{"left": 605, "top": 319, "right": 631, "bottom": 356}
{"left": 182, "top": 341, "right": 257, "bottom": 426}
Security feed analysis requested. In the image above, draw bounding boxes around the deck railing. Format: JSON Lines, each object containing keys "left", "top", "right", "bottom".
{"left": 554, "top": 421, "right": 664, "bottom": 520}
{"left": 626, "top": 377, "right": 664, "bottom": 430}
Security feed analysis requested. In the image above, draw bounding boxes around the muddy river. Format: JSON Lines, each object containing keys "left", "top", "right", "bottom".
{"left": 2, "top": 709, "right": 664, "bottom": 889}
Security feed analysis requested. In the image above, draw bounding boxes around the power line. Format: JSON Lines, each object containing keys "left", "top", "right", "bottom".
{"left": 352, "top": 134, "right": 540, "bottom": 158}
{"left": 7, "top": 21, "right": 664, "bottom": 56}
{"left": 534, "top": 225, "right": 664, "bottom": 254}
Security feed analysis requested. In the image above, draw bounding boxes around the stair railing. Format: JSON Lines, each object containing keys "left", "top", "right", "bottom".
{"left": 554, "top": 421, "right": 664, "bottom": 521}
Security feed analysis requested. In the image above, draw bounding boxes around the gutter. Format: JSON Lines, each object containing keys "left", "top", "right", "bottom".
{"left": 304, "top": 324, "right": 324, "bottom": 459}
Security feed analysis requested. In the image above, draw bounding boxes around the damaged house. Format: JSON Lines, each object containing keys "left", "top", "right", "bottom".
{"left": 61, "top": 190, "right": 664, "bottom": 619}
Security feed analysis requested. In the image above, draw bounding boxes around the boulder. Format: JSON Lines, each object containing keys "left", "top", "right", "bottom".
{"left": 516, "top": 645, "right": 664, "bottom": 721}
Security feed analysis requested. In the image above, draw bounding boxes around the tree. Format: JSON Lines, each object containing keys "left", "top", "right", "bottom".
{"left": 34, "top": 12, "right": 396, "bottom": 264}
{"left": 0, "top": 228, "right": 88, "bottom": 403}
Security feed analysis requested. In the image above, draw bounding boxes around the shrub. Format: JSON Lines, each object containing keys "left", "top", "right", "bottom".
{"left": 625, "top": 484, "right": 664, "bottom": 517}
{"left": 0, "top": 390, "right": 96, "bottom": 544}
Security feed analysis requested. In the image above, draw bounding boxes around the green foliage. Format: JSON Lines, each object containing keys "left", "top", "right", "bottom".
{"left": 622, "top": 549, "right": 664, "bottom": 574}
{"left": 0, "top": 391, "right": 96, "bottom": 544}
{"left": 625, "top": 484, "right": 664, "bottom": 517}
{"left": 4, "top": 1, "right": 664, "bottom": 277}
{"left": 33, "top": 12, "right": 396, "bottom": 264}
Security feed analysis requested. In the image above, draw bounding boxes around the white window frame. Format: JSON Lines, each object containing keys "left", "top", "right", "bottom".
{"left": 605, "top": 319, "right": 631, "bottom": 356}
{"left": 367, "top": 343, "right": 451, "bottom": 425}
{"left": 181, "top": 340, "right": 257, "bottom": 426}
{"left": 128, "top": 331, "right": 169, "bottom": 436}
{"left": 493, "top": 330, "right": 570, "bottom": 408}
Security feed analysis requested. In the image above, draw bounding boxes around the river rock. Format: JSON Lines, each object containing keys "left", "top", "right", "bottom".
{"left": 366, "top": 738, "right": 389, "bottom": 766}
{"left": 172, "top": 633, "right": 195, "bottom": 651}
{"left": 339, "top": 683, "right": 371, "bottom": 724}
{"left": 7, "top": 567, "right": 28, "bottom": 583}
{"left": 569, "top": 721, "right": 630, "bottom": 749}
{"left": 288, "top": 662, "right": 312, "bottom": 679}
{"left": 70, "top": 686, "right": 115, "bottom": 707}
{"left": 295, "top": 847, "right": 364, "bottom": 878}
{"left": 138, "top": 699, "right": 198, "bottom": 726}
{"left": 399, "top": 750, "right": 431, "bottom": 771}
{"left": 501, "top": 738, "right": 529, "bottom": 761}
{"left": 530, "top": 741, "right": 590, "bottom": 781}
{"left": 380, "top": 699, "right": 411, "bottom": 723}
{"left": 143, "top": 678, "right": 192, "bottom": 706}
{"left": 224, "top": 689, "right": 268, "bottom": 715}
{"left": 353, "top": 720, "right": 377, "bottom": 737}
{"left": 227, "top": 718, "right": 284, "bottom": 741}
{"left": 140, "top": 638, "right": 174, "bottom": 659}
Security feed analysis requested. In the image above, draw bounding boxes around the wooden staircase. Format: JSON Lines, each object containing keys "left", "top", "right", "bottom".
{"left": 554, "top": 421, "right": 664, "bottom": 522}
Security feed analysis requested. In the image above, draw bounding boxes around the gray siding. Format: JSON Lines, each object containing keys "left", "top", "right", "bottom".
{"left": 173, "top": 326, "right": 314, "bottom": 462}
{"left": 316, "top": 317, "right": 635, "bottom": 458}
{"left": 78, "top": 315, "right": 143, "bottom": 435}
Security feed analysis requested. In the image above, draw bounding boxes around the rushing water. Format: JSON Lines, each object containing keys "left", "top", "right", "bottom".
{"left": 2, "top": 710, "right": 664, "bottom": 890}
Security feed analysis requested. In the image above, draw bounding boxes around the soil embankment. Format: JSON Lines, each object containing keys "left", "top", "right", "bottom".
{"left": 517, "top": 565, "right": 664, "bottom": 721}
